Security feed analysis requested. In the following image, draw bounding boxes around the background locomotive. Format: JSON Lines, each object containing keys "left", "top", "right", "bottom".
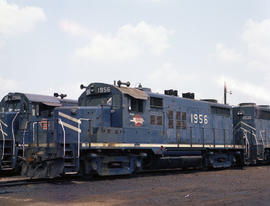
{"left": 22, "top": 81, "right": 245, "bottom": 178}
{"left": 233, "top": 103, "right": 270, "bottom": 165}
{"left": 0, "top": 93, "right": 77, "bottom": 172}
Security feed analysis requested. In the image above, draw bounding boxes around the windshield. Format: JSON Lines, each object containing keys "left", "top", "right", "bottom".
{"left": 4, "top": 100, "right": 21, "bottom": 112}
{"left": 86, "top": 96, "right": 112, "bottom": 106}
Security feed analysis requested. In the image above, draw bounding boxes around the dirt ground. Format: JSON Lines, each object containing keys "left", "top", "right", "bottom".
{"left": 1, "top": 166, "right": 270, "bottom": 206}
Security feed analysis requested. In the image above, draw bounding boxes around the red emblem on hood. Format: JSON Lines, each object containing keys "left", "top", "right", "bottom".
{"left": 130, "top": 114, "right": 144, "bottom": 127}
{"left": 40, "top": 118, "right": 49, "bottom": 130}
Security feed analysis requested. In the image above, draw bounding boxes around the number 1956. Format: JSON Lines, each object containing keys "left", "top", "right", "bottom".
{"left": 191, "top": 113, "right": 208, "bottom": 124}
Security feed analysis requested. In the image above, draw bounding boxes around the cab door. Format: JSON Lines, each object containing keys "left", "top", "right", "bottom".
{"left": 125, "top": 96, "right": 149, "bottom": 143}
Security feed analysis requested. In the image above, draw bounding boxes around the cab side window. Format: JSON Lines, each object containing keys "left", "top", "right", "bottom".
{"left": 23, "top": 102, "right": 27, "bottom": 113}
{"left": 112, "top": 94, "right": 121, "bottom": 109}
{"left": 129, "top": 97, "right": 143, "bottom": 113}
{"left": 31, "top": 104, "right": 40, "bottom": 116}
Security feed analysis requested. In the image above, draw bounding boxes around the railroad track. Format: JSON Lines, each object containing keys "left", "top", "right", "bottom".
{"left": 0, "top": 167, "right": 246, "bottom": 188}
{"left": 0, "top": 177, "right": 74, "bottom": 188}
{"left": 0, "top": 178, "right": 47, "bottom": 187}
{"left": 0, "top": 169, "right": 198, "bottom": 188}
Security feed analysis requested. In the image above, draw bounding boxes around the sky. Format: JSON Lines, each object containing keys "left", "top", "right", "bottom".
{"left": 0, "top": 0, "right": 270, "bottom": 106}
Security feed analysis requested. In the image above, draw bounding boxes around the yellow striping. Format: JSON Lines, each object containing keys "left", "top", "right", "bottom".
{"left": 24, "top": 143, "right": 56, "bottom": 147}
{"left": 83, "top": 142, "right": 244, "bottom": 149}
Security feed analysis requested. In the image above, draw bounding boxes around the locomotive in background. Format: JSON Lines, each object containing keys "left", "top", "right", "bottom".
{"left": 0, "top": 93, "right": 77, "bottom": 172}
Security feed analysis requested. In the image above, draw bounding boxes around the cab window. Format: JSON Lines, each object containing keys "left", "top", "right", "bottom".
{"left": 84, "top": 94, "right": 120, "bottom": 108}
{"left": 6, "top": 100, "right": 20, "bottom": 112}
{"left": 129, "top": 97, "right": 143, "bottom": 113}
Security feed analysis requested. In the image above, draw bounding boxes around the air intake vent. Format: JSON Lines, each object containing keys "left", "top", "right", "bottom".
{"left": 201, "top": 99, "right": 218, "bottom": 103}
{"left": 259, "top": 105, "right": 270, "bottom": 108}
{"left": 239, "top": 103, "right": 256, "bottom": 107}
{"left": 140, "top": 88, "right": 151, "bottom": 92}
{"left": 164, "top": 89, "right": 178, "bottom": 96}
{"left": 182, "top": 92, "right": 195, "bottom": 99}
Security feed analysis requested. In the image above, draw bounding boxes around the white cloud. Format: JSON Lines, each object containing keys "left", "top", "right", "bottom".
{"left": 138, "top": 0, "right": 166, "bottom": 3}
{"left": 0, "top": 0, "right": 46, "bottom": 37}
{"left": 0, "top": 77, "right": 20, "bottom": 97}
{"left": 145, "top": 63, "right": 203, "bottom": 97}
{"left": 216, "top": 18, "right": 270, "bottom": 70}
{"left": 216, "top": 43, "right": 244, "bottom": 63}
{"left": 59, "top": 20, "right": 94, "bottom": 39}
{"left": 242, "top": 19, "right": 270, "bottom": 68}
{"left": 71, "top": 21, "right": 172, "bottom": 61}
{"left": 149, "top": 63, "right": 193, "bottom": 88}
{"left": 0, "top": 39, "right": 4, "bottom": 48}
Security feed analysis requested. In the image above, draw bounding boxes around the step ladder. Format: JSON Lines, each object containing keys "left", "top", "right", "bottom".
{"left": 62, "top": 143, "right": 79, "bottom": 175}
{"left": 1, "top": 139, "right": 15, "bottom": 170}
{"left": 257, "top": 130, "right": 266, "bottom": 161}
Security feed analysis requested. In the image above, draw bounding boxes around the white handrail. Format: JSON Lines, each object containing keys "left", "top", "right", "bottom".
{"left": 11, "top": 112, "right": 19, "bottom": 156}
{"left": 77, "top": 118, "right": 89, "bottom": 158}
{"left": 58, "top": 118, "right": 66, "bottom": 157}
{"left": 32, "top": 122, "right": 38, "bottom": 144}
{"left": 0, "top": 123, "right": 5, "bottom": 160}
{"left": 0, "top": 119, "right": 8, "bottom": 128}
{"left": 22, "top": 121, "right": 28, "bottom": 158}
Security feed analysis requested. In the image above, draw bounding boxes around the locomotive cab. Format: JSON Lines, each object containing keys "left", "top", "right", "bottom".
{"left": 0, "top": 92, "right": 77, "bottom": 172}
{"left": 37, "top": 82, "right": 150, "bottom": 177}
{"left": 78, "top": 82, "right": 148, "bottom": 128}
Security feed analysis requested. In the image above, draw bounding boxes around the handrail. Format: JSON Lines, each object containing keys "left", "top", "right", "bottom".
{"left": 77, "top": 118, "right": 89, "bottom": 158}
{"left": 58, "top": 118, "right": 66, "bottom": 158}
{"left": 259, "top": 130, "right": 266, "bottom": 147}
{"left": 22, "top": 121, "right": 28, "bottom": 158}
{"left": 11, "top": 112, "right": 19, "bottom": 156}
{"left": 0, "top": 123, "right": 5, "bottom": 160}
{"left": 32, "top": 122, "right": 38, "bottom": 144}
{"left": 188, "top": 126, "right": 231, "bottom": 148}
{"left": 243, "top": 130, "right": 250, "bottom": 159}
{"left": 0, "top": 119, "right": 8, "bottom": 128}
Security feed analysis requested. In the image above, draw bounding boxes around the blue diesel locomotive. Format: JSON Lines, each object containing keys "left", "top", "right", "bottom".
{"left": 21, "top": 81, "right": 244, "bottom": 178}
{"left": 233, "top": 103, "right": 270, "bottom": 164}
{"left": 0, "top": 93, "right": 77, "bottom": 171}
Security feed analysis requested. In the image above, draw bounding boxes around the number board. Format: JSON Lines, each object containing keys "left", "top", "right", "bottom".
{"left": 86, "top": 86, "right": 111, "bottom": 95}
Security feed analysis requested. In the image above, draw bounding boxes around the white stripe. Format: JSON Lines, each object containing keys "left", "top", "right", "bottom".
{"left": 59, "top": 112, "right": 81, "bottom": 124}
{"left": 58, "top": 120, "right": 81, "bottom": 133}
{"left": 234, "top": 121, "right": 256, "bottom": 131}
{"left": 239, "top": 127, "right": 256, "bottom": 136}
{"left": 0, "top": 120, "right": 8, "bottom": 127}
{"left": 18, "top": 144, "right": 29, "bottom": 147}
{"left": 0, "top": 129, "right": 7, "bottom": 136}
{"left": 240, "top": 121, "right": 256, "bottom": 131}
